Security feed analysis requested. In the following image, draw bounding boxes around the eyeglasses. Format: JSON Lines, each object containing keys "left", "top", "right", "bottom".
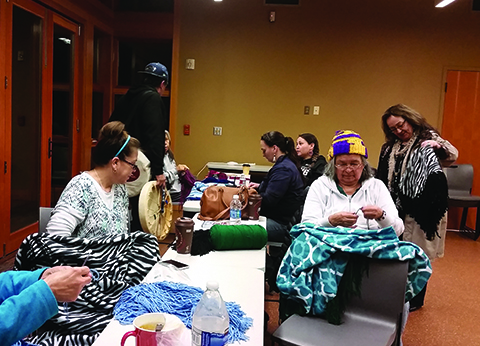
{"left": 121, "top": 158, "right": 138, "bottom": 172}
{"left": 389, "top": 119, "right": 406, "bottom": 133}
{"left": 335, "top": 163, "right": 363, "bottom": 170}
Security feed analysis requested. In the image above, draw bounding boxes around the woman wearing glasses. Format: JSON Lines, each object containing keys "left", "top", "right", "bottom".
{"left": 302, "top": 130, "right": 404, "bottom": 236}
{"left": 47, "top": 121, "right": 140, "bottom": 238}
{"left": 376, "top": 104, "right": 457, "bottom": 311}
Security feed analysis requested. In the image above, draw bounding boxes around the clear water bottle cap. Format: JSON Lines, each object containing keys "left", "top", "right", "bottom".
{"left": 233, "top": 195, "right": 239, "bottom": 200}
{"left": 206, "top": 281, "right": 219, "bottom": 291}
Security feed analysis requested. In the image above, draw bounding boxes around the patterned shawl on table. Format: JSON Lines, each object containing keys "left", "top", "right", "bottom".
{"left": 14, "top": 231, "right": 160, "bottom": 346}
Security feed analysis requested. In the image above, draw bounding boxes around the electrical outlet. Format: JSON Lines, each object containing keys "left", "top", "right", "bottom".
{"left": 213, "top": 126, "right": 222, "bottom": 136}
{"left": 313, "top": 105, "right": 320, "bottom": 115}
{"left": 304, "top": 106, "right": 310, "bottom": 115}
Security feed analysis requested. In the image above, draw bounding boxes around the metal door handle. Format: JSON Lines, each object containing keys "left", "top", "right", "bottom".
{"left": 48, "top": 137, "right": 53, "bottom": 158}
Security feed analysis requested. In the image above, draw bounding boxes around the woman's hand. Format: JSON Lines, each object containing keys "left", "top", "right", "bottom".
{"left": 421, "top": 140, "right": 441, "bottom": 150}
{"left": 42, "top": 266, "right": 92, "bottom": 302}
{"left": 176, "top": 164, "right": 189, "bottom": 172}
{"left": 358, "top": 205, "right": 384, "bottom": 220}
{"left": 41, "top": 266, "right": 72, "bottom": 279}
{"left": 155, "top": 174, "right": 166, "bottom": 187}
{"left": 328, "top": 212, "right": 358, "bottom": 227}
{"left": 249, "top": 182, "right": 260, "bottom": 189}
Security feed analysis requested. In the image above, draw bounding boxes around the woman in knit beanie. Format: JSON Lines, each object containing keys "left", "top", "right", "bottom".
{"left": 302, "top": 130, "right": 404, "bottom": 235}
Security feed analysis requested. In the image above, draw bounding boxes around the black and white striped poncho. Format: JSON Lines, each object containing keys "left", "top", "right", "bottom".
{"left": 14, "top": 231, "right": 160, "bottom": 346}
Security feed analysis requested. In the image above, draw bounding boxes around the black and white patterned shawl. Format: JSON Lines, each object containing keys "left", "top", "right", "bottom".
{"left": 399, "top": 145, "right": 443, "bottom": 198}
{"left": 14, "top": 231, "right": 160, "bottom": 346}
{"left": 398, "top": 145, "right": 448, "bottom": 240}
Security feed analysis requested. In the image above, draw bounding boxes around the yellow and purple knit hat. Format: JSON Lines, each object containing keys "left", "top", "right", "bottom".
{"left": 327, "top": 130, "right": 368, "bottom": 161}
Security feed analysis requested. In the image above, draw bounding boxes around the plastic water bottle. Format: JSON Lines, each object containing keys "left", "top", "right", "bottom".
{"left": 229, "top": 195, "right": 242, "bottom": 224}
{"left": 192, "top": 281, "right": 230, "bottom": 346}
{"left": 239, "top": 174, "right": 246, "bottom": 186}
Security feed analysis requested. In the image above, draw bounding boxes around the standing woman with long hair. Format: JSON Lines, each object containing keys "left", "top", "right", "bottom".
{"left": 296, "top": 133, "right": 327, "bottom": 187}
{"left": 376, "top": 104, "right": 458, "bottom": 311}
{"left": 249, "top": 131, "right": 304, "bottom": 243}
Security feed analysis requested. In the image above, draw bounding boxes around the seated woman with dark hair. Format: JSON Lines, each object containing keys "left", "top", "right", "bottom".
{"left": 249, "top": 131, "right": 304, "bottom": 242}
{"left": 296, "top": 133, "right": 327, "bottom": 187}
{"left": 47, "top": 121, "right": 141, "bottom": 238}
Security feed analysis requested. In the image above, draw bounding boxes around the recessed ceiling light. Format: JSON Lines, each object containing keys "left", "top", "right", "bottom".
{"left": 58, "top": 37, "right": 71, "bottom": 44}
{"left": 435, "top": 0, "right": 456, "bottom": 8}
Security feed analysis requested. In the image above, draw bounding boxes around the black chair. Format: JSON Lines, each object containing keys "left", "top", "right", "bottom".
{"left": 271, "top": 258, "right": 409, "bottom": 346}
{"left": 444, "top": 164, "right": 480, "bottom": 240}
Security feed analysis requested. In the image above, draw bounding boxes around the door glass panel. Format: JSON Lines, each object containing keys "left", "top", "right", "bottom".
{"left": 51, "top": 24, "right": 74, "bottom": 205}
{"left": 116, "top": 40, "right": 172, "bottom": 129}
{"left": 10, "top": 6, "right": 42, "bottom": 232}
{"left": 92, "top": 91, "right": 104, "bottom": 139}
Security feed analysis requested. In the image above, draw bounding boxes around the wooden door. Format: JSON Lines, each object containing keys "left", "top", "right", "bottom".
{"left": 2, "top": 0, "right": 47, "bottom": 256}
{"left": 0, "top": 0, "right": 80, "bottom": 257}
{"left": 441, "top": 70, "right": 480, "bottom": 229}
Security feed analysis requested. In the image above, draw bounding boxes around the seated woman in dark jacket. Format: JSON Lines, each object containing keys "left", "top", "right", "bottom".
{"left": 296, "top": 133, "right": 327, "bottom": 187}
{"left": 249, "top": 131, "right": 304, "bottom": 242}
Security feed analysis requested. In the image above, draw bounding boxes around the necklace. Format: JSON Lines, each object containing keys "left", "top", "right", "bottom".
{"left": 93, "top": 168, "right": 110, "bottom": 192}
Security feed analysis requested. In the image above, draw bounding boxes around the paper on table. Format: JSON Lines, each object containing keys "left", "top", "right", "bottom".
{"left": 143, "top": 262, "right": 192, "bottom": 285}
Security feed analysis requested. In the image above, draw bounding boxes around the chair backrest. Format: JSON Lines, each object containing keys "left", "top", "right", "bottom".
{"left": 38, "top": 207, "right": 54, "bottom": 234}
{"left": 345, "top": 258, "right": 408, "bottom": 324}
{"left": 443, "top": 164, "right": 474, "bottom": 196}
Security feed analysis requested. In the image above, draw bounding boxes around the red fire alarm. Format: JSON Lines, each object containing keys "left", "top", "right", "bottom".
{"left": 183, "top": 124, "right": 190, "bottom": 135}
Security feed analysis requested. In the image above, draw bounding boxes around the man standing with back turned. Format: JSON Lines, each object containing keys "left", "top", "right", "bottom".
{"left": 109, "top": 62, "right": 169, "bottom": 231}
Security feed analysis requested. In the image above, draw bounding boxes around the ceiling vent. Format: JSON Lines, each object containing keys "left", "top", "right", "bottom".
{"left": 265, "top": 0, "right": 300, "bottom": 5}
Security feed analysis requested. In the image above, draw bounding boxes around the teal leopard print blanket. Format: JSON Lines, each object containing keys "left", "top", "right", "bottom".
{"left": 276, "top": 223, "right": 432, "bottom": 315}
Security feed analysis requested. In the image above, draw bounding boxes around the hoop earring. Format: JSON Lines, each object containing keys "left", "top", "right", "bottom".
{"left": 308, "top": 149, "right": 313, "bottom": 156}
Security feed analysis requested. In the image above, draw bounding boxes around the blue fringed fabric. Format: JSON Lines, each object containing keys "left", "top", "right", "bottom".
{"left": 113, "top": 281, "right": 253, "bottom": 343}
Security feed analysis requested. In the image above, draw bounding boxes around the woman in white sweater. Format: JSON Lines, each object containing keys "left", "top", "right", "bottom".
{"left": 302, "top": 130, "right": 404, "bottom": 237}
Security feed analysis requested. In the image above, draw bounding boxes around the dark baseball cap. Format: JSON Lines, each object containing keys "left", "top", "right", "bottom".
{"left": 138, "top": 62, "right": 169, "bottom": 84}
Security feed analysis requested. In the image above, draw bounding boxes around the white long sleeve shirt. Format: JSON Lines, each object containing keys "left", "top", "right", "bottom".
{"left": 163, "top": 154, "right": 181, "bottom": 194}
{"left": 46, "top": 172, "right": 129, "bottom": 238}
{"left": 302, "top": 175, "right": 404, "bottom": 236}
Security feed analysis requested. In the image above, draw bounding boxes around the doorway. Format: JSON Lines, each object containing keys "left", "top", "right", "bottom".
{"left": 0, "top": 0, "right": 80, "bottom": 256}
{"left": 441, "top": 69, "right": 480, "bottom": 229}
